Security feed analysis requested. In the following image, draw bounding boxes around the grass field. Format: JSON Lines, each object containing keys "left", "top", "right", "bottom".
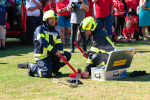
{"left": 1, "top": 37, "right": 150, "bottom": 100}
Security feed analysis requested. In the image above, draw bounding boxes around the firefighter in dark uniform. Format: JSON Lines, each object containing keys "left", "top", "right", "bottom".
{"left": 28, "top": 10, "right": 71, "bottom": 78}
{"left": 79, "top": 17, "right": 116, "bottom": 78}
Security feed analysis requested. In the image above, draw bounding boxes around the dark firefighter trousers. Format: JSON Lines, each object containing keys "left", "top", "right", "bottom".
{"left": 89, "top": 53, "right": 109, "bottom": 75}
{"left": 31, "top": 51, "right": 71, "bottom": 78}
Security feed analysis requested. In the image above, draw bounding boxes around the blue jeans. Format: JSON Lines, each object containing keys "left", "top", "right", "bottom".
{"left": 96, "top": 14, "right": 112, "bottom": 35}
{"left": 27, "top": 16, "right": 43, "bottom": 42}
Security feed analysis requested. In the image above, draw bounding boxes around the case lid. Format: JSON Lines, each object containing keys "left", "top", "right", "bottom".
{"left": 105, "top": 48, "right": 135, "bottom": 71}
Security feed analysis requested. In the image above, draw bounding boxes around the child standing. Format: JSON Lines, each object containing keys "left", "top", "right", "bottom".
{"left": 122, "top": 21, "right": 136, "bottom": 42}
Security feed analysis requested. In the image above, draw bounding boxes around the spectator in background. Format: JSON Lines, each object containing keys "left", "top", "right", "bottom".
{"left": 139, "top": 0, "right": 150, "bottom": 41}
{"left": 85, "top": 0, "right": 93, "bottom": 44}
{"left": 126, "top": 0, "right": 140, "bottom": 12}
{"left": 85, "top": 0, "right": 93, "bottom": 18}
{"left": 93, "top": 0, "right": 114, "bottom": 38}
{"left": 77, "top": 0, "right": 93, "bottom": 45}
{"left": 147, "top": 26, "right": 150, "bottom": 37}
{"left": 125, "top": 8, "right": 139, "bottom": 40}
{"left": 43, "top": 0, "right": 60, "bottom": 35}
{"left": 43, "top": 0, "right": 56, "bottom": 14}
{"left": 26, "top": 0, "right": 43, "bottom": 43}
{"left": 114, "top": 0, "right": 127, "bottom": 36}
{"left": 56, "top": 0, "right": 71, "bottom": 47}
{"left": 122, "top": 21, "right": 136, "bottom": 42}
{"left": 112, "top": 26, "right": 119, "bottom": 42}
{"left": 0, "top": 4, "right": 7, "bottom": 50}
{"left": 67, "top": 0, "right": 89, "bottom": 53}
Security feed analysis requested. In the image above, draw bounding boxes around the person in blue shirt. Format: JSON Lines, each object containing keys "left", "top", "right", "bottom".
{"left": 0, "top": 4, "right": 7, "bottom": 50}
{"left": 139, "top": 0, "right": 150, "bottom": 41}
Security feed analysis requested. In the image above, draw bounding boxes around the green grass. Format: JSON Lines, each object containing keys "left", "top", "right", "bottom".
{"left": 1, "top": 38, "right": 150, "bottom": 100}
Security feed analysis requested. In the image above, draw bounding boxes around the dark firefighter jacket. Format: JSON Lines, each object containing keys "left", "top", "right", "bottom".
{"left": 85, "top": 29, "right": 116, "bottom": 72}
{"left": 33, "top": 23, "right": 64, "bottom": 61}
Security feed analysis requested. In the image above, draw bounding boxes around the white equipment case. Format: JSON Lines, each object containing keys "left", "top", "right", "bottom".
{"left": 91, "top": 48, "right": 135, "bottom": 81}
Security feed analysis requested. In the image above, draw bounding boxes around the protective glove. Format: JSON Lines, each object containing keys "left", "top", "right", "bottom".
{"left": 67, "top": 78, "right": 83, "bottom": 84}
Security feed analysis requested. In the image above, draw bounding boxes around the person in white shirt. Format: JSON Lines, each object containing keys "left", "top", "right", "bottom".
{"left": 26, "top": 0, "right": 43, "bottom": 43}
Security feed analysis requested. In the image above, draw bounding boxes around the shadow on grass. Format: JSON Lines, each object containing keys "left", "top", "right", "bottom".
{"left": 116, "top": 72, "right": 150, "bottom": 82}
{"left": 115, "top": 38, "right": 150, "bottom": 47}
{"left": 0, "top": 39, "right": 34, "bottom": 58}
{"left": 53, "top": 73, "right": 70, "bottom": 78}
{"left": 1, "top": 39, "right": 92, "bottom": 58}
{"left": 0, "top": 62, "right": 9, "bottom": 64}
{"left": 135, "top": 50, "right": 150, "bottom": 53}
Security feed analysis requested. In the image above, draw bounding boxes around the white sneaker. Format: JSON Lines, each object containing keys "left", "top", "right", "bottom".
{"left": 120, "top": 35, "right": 124, "bottom": 39}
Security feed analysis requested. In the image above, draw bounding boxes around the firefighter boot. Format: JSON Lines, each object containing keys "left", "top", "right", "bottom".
{"left": 28, "top": 63, "right": 35, "bottom": 77}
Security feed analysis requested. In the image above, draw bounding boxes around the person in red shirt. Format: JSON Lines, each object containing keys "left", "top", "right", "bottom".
{"left": 85, "top": 0, "right": 93, "bottom": 18}
{"left": 93, "top": 0, "right": 114, "bottom": 38}
{"left": 125, "top": 7, "right": 139, "bottom": 40}
{"left": 43, "top": 0, "right": 60, "bottom": 36}
{"left": 126, "top": 0, "right": 140, "bottom": 12}
{"left": 43, "top": 0, "right": 56, "bottom": 13}
{"left": 56, "top": 0, "right": 71, "bottom": 47}
{"left": 114, "top": 0, "right": 127, "bottom": 36}
{"left": 122, "top": 21, "right": 136, "bottom": 42}
{"left": 113, "top": 0, "right": 118, "bottom": 3}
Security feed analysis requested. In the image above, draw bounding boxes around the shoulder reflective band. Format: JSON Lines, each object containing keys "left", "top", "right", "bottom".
{"left": 90, "top": 47, "right": 110, "bottom": 54}
{"left": 96, "top": 61, "right": 105, "bottom": 67}
{"left": 87, "top": 59, "right": 93, "bottom": 64}
{"left": 60, "top": 51, "right": 64, "bottom": 54}
{"left": 37, "top": 33, "right": 45, "bottom": 40}
{"left": 55, "top": 39, "right": 62, "bottom": 44}
{"left": 106, "top": 36, "right": 116, "bottom": 49}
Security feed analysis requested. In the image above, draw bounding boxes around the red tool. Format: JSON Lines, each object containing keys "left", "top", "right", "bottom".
{"left": 77, "top": 68, "right": 82, "bottom": 73}
{"left": 69, "top": 73, "right": 83, "bottom": 78}
{"left": 74, "top": 42, "right": 88, "bottom": 58}
{"left": 59, "top": 53, "right": 83, "bottom": 78}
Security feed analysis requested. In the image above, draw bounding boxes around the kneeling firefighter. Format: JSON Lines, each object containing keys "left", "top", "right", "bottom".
{"left": 79, "top": 17, "right": 116, "bottom": 78}
{"left": 28, "top": 10, "right": 71, "bottom": 78}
